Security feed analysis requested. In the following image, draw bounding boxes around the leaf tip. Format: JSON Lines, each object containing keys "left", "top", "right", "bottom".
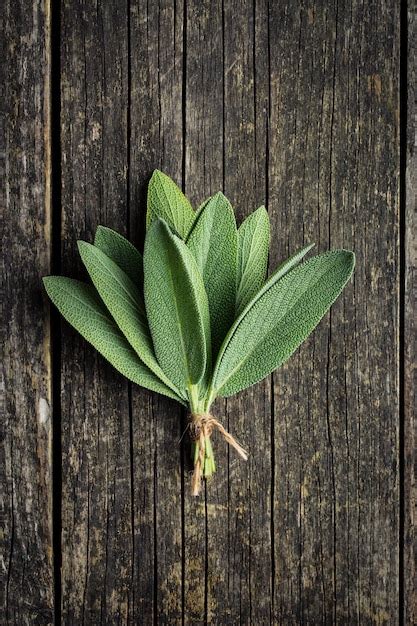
{"left": 344, "top": 249, "right": 356, "bottom": 272}
{"left": 333, "top": 248, "right": 355, "bottom": 266}
{"left": 94, "top": 224, "right": 106, "bottom": 237}
{"left": 324, "top": 248, "right": 355, "bottom": 279}
{"left": 210, "top": 192, "right": 235, "bottom": 223}
{"left": 216, "top": 190, "right": 233, "bottom": 207}
{"left": 77, "top": 239, "right": 91, "bottom": 256}
{"left": 150, "top": 168, "right": 165, "bottom": 183}
{"left": 42, "top": 275, "right": 60, "bottom": 297}
{"left": 256, "top": 205, "right": 270, "bottom": 230}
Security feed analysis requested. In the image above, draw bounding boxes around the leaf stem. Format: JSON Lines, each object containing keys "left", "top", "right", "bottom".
{"left": 203, "top": 384, "right": 216, "bottom": 412}
{"left": 187, "top": 383, "right": 201, "bottom": 413}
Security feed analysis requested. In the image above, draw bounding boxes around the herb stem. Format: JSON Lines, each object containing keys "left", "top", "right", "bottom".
{"left": 187, "top": 383, "right": 200, "bottom": 413}
{"left": 204, "top": 385, "right": 216, "bottom": 412}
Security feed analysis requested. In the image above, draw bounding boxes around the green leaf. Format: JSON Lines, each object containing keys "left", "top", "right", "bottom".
{"left": 187, "top": 192, "right": 237, "bottom": 356}
{"left": 236, "top": 206, "right": 270, "bottom": 315}
{"left": 268, "top": 242, "right": 315, "bottom": 284}
{"left": 147, "top": 170, "right": 195, "bottom": 239}
{"left": 144, "top": 219, "right": 211, "bottom": 392}
{"left": 77, "top": 241, "right": 184, "bottom": 398}
{"left": 211, "top": 250, "right": 355, "bottom": 398}
{"left": 43, "top": 277, "right": 185, "bottom": 403}
{"left": 94, "top": 225, "right": 143, "bottom": 287}
{"left": 184, "top": 196, "right": 211, "bottom": 242}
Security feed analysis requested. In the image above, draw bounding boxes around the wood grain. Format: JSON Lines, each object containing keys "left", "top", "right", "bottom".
{"left": 1, "top": 1, "right": 54, "bottom": 623}
{"left": 2, "top": 0, "right": 407, "bottom": 623}
{"left": 405, "top": 4, "right": 416, "bottom": 624}
{"left": 268, "top": 2, "right": 400, "bottom": 621}
{"left": 183, "top": 1, "right": 224, "bottom": 621}
{"left": 221, "top": 1, "right": 273, "bottom": 622}
{"left": 183, "top": 3, "right": 272, "bottom": 622}
{"left": 129, "top": 1, "right": 185, "bottom": 622}
{"left": 60, "top": 2, "right": 132, "bottom": 622}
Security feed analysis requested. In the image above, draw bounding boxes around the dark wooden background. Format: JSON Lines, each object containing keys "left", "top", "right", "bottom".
{"left": 2, "top": 1, "right": 415, "bottom": 624}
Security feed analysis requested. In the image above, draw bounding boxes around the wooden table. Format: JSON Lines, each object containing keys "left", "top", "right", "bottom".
{"left": 2, "top": 1, "right": 415, "bottom": 623}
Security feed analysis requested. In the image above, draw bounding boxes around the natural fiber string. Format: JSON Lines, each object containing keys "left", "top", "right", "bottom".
{"left": 189, "top": 413, "right": 248, "bottom": 496}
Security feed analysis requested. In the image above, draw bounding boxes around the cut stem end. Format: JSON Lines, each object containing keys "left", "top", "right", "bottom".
{"left": 191, "top": 436, "right": 215, "bottom": 496}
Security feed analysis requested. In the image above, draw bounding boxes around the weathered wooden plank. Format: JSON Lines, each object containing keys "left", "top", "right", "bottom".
{"left": 221, "top": 0, "right": 273, "bottom": 622}
{"left": 405, "top": 4, "right": 416, "bottom": 624}
{"left": 129, "top": 1, "right": 185, "bottom": 622}
{"left": 268, "top": 5, "right": 345, "bottom": 618}
{"left": 60, "top": 2, "right": 186, "bottom": 622}
{"left": 268, "top": 1, "right": 400, "bottom": 622}
{"left": 1, "top": 1, "right": 54, "bottom": 623}
{"left": 184, "top": 2, "right": 273, "bottom": 623}
{"left": 183, "top": 1, "right": 224, "bottom": 622}
{"left": 60, "top": 2, "right": 133, "bottom": 623}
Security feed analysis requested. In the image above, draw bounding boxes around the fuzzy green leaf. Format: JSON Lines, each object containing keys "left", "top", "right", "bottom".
{"left": 211, "top": 250, "right": 355, "bottom": 397}
{"left": 43, "top": 277, "right": 184, "bottom": 403}
{"left": 187, "top": 192, "right": 237, "bottom": 356}
{"left": 144, "top": 219, "right": 211, "bottom": 392}
{"left": 147, "top": 170, "right": 195, "bottom": 239}
{"left": 94, "top": 226, "right": 143, "bottom": 287}
{"left": 236, "top": 206, "right": 270, "bottom": 315}
{"left": 78, "top": 241, "right": 184, "bottom": 398}
{"left": 268, "top": 242, "right": 315, "bottom": 284}
{"left": 185, "top": 197, "right": 211, "bottom": 241}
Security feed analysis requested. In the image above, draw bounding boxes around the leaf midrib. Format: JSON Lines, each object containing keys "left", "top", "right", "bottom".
{"left": 214, "top": 260, "right": 335, "bottom": 391}
{"left": 169, "top": 261, "right": 191, "bottom": 381}
{"left": 57, "top": 285, "right": 149, "bottom": 348}
{"left": 89, "top": 247, "right": 144, "bottom": 313}
{"left": 213, "top": 246, "right": 313, "bottom": 389}
{"left": 56, "top": 284, "right": 112, "bottom": 322}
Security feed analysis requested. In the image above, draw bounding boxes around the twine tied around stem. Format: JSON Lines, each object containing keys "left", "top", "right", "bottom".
{"left": 189, "top": 413, "right": 248, "bottom": 496}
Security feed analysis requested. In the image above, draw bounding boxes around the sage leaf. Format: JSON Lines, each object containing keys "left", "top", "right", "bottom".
{"left": 185, "top": 196, "right": 211, "bottom": 242}
{"left": 236, "top": 206, "right": 270, "bottom": 315}
{"left": 268, "top": 242, "right": 315, "bottom": 284}
{"left": 147, "top": 170, "right": 195, "bottom": 239}
{"left": 187, "top": 192, "right": 237, "bottom": 356}
{"left": 218, "top": 242, "right": 314, "bottom": 363}
{"left": 43, "top": 277, "right": 184, "bottom": 403}
{"left": 212, "top": 250, "right": 355, "bottom": 397}
{"left": 94, "top": 225, "right": 143, "bottom": 287}
{"left": 78, "top": 241, "right": 184, "bottom": 398}
{"left": 144, "top": 219, "right": 211, "bottom": 392}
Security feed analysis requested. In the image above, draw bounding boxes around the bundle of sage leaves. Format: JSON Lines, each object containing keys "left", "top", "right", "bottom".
{"left": 44, "top": 170, "right": 355, "bottom": 495}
